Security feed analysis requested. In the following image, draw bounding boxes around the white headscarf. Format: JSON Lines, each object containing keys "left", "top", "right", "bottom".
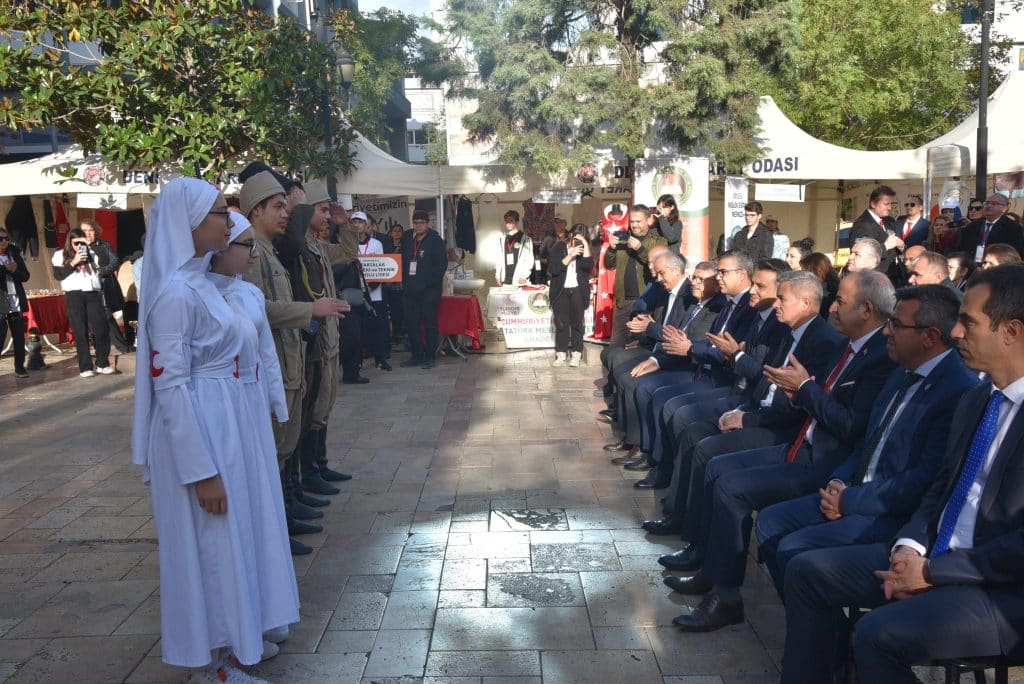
{"left": 131, "top": 178, "right": 220, "bottom": 475}
{"left": 227, "top": 212, "right": 252, "bottom": 244}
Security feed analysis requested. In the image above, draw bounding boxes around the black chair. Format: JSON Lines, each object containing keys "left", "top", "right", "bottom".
{"left": 931, "top": 657, "right": 1009, "bottom": 684}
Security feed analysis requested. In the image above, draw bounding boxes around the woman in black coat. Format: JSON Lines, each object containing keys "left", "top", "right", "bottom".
{"left": 0, "top": 227, "right": 30, "bottom": 377}
{"left": 81, "top": 219, "right": 131, "bottom": 362}
{"left": 728, "top": 201, "right": 775, "bottom": 261}
{"left": 548, "top": 223, "right": 594, "bottom": 367}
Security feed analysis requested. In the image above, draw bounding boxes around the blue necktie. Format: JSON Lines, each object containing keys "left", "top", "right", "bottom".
{"left": 713, "top": 301, "right": 734, "bottom": 334}
{"left": 931, "top": 390, "right": 1006, "bottom": 556}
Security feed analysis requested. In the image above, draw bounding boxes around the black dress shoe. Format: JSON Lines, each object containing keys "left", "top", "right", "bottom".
{"left": 658, "top": 546, "right": 704, "bottom": 571}
{"left": 599, "top": 408, "right": 615, "bottom": 418}
{"left": 288, "top": 500, "right": 324, "bottom": 520}
{"left": 641, "top": 518, "right": 682, "bottom": 535}
{"left": 618, "top": 457, "right": 648, "bottom": 469}
{"left": 302, "top": 473, "right": 341, "bottom": 495}
{"left": 603, "top": 440, "right": 633, "bottom": 452}
{"left": 623, "top": 458, "right": 653, "bottom": 471}
{"left": 296, "top": 491, "right": 330, "bottom": 508}
{"left": 610, "top": 447, "right": 642, "bottom": 465}
{"left": 400, "top": 358, "right": 422, "bottom": 368}
{"left": 634, "top": 475, "right": 671, "bottom": 489}
{"left": 376, "top": 361, "right": 393, "bottom": 371}
{"left": 673, "top": 593, "right": 744, "bottom": 632}
{"left": 290, "top": 538, "right": 313, "bottom": 555}
{"left": 595, "top": 414, "right": 614, "bottom": 425}
{"left": 287, "top": 518, "right": 323, "bottom": 536}
{"left": 320, "top": 467, "right": 353, "bottom": 482}
{"left": 421, "top": 360, "right": 436, "bottom": 369}
{"left": 663, "top": 571, "right": 714, "bottom": 595}
{"left": 342, "top": 374, "right": 370, "bottom": 384}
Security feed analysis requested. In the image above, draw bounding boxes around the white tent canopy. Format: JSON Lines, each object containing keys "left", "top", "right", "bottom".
{"left": 923, "top": 69, "right": 1024, "bottom": 177}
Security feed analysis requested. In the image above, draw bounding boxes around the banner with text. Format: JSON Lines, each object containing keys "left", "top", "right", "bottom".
{"left": 724, "top": 177, "right": 748, "bottom": 249}
{"left": 352, "top": 196, "right": 411, "bottom": 233}
{"left": 634, "top": 157, "right": 710, "bottom": 263}
{"left": 485, "top": 287, "right": 594, "bottom": 348}
{"left": 357, "top": 255, "right": 402, "bottom": 283}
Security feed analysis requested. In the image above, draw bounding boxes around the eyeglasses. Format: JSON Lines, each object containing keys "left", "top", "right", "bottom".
{"left": 716, "top": 267, "right": 743, "bottom": 276}
{"left": 209, "top": 210, "right": 232, "bottom": 223}
{"left": 983, "top": 201, "right": 1007, "bottom": 207}
{"left": 885, "top": 317, "right": 931, "bottom": 332}
{"left": 969, "top": 205, "right": 984, "bottom": 211}
{"left": 904, "top": 203, "right": 918, "bottom": 207}
{"left": 71, "top": 241, "right": 87, "bottom": 247}
{"left": 230, "top": 240, "right": 258, "bottom": 257}
{"left": 0, "top": 236, "right": 9, "bottom": 242}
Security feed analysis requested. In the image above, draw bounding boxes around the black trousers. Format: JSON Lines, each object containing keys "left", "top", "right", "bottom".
{"left": 551, "top": 287, "right": 586, "bottom": 353}
{"left": 361, "top": 299, "right": 390, "bottom": 363}
{"left": 388, "top": 286, "right": 405, "bottom": 337}
{"left": 404, "top": 288, "right": 440, "bottom": 361}
{"left": 1, "top": 312, "right": 26, "bottom": 371}
{"left": 65, "top": 290, "right": 110, "bottom": 372}
{"left": 298, "top": 350, "right": 323, "bottom": 478}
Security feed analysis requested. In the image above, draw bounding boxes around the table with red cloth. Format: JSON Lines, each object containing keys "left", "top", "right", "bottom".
{"left": 26, "top": 295, "right": 72, "bottom": 343}
{"left": 437, "top": 294, "right": 484, "bottom": 351}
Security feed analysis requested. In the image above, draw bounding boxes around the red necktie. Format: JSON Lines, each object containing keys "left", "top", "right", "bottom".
{"left": 784, "top": 344, "right": 854, "bottom": 463}
{"left": 902, "top": 220, "right": 912, "bottom": 240}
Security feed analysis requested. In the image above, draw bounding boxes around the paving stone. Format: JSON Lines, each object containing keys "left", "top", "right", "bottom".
{"left": 364, "top": 629, "right": 431, "bottom": 678}
{"left": 646, "top": 625, "right": 779, "bottom": 677}
{"left": 432, "top": 608, "right": 593, "bottom": 650}
{"left": 8, "top": 635, "right": 158, "bottom": 684}
{"left": 541, "top": 650, "right": 662, "bottom": 684}
{"left": 530, "top": 543, "right": 622, "bottom": 572}
{"left": 439, "top": 558, "right": 486, "bottom": 591}
{"left": 486, "top": 573, "right": 584, "bottom": 608}
{"left": 581, "top": 571, "right": 691, "bottom": 627}
{"left": 30, "top": 550, "right": 147, "bottom": 583}
{"left": 249, "top": 653, "right": 369, "bottom": 683}
{"left": 317, "top": 630, "right": 378, "bottom": 654}
{"left": 437, "top": 591, "right": 486, "bottom": 608}
{"left": 327, "top": 592, "right": 389, "bottom": 631}
{"left": 7, "top": 580, "right": 157, "bottom": 638}
{"left": 425, "top": 651, "right": 541, "bottom": 678}
{"left": 379, "top": 590, "right": 438, "bottom": 629}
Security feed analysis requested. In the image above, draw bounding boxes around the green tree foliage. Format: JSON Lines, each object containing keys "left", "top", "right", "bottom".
{"left": 768, "top": 0, "right": 973, "bottom": 149}
{"left": 0, "top": 1, "right": 357, "bottom": 179}
{"left": 430, "top": 0, "right": 797, "bottom": 175}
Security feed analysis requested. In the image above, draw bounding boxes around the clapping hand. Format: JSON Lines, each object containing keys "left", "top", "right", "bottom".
{"left": 762, "top": 355, "right": 812, "bottom": 400}
{"left": 662, "top": 325, "right": 692, "bottom": 356}
{"left": 627, "top": 314, "right": 653, "bottom": 333}
{"left": 706, "top": 330, "right": 744, "bottom": 360}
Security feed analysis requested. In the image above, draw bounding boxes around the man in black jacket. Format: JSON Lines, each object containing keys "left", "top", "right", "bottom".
{"left": 953, "top": 193, "right": 1024, "bottom": 262}
{"left": 400, "top": 209, "right": 447, "bottom": 369}
{"left": 849, "top": 185, "right": 900, "bottom": 276}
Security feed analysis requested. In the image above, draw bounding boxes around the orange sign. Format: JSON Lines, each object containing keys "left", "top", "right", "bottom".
{"left": 358, "top": 255, "right": 403, "bottom": 283}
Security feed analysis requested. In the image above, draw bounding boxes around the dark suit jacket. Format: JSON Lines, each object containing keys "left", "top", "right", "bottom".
{"left": 830, "top": 352, "right": 979, "bottom": 518}
{"left": 741, "top": 315, "right": 847, "bottom": 432}
{"left": 897, "top": 381, "right": 1024, "bottom": 657}
{"left": 849, "top": 210, "right": 897, "bottom": 274}
{"left": 896, "top": 216, "right": 930, "bottom": 249}
{"left": 729, "top": 223, "right": 775, "bottom": 262}
{"left": 652, "top": 292, "right": 724, "bottom": 366}
{"left": 400, "top": 230, "right": 447, "bottom": 294}
{"left": 953, "top": 215, "right": 1024, "bottom": 259}
{"left": 777, "top": 328, "right": 895, "bottom": 480}
{"left": 665, "top": 290, "right": 756, "bottom": 376}
{"left": 731, "top": 310, "right": 791, "bottom": 394}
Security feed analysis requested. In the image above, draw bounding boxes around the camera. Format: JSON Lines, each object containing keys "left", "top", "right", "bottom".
{"left": 613, "top": 230, "right": 630, "bottom": 242}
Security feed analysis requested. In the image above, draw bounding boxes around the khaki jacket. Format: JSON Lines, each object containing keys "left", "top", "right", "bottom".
{"left": 244, "top": 234, "right": 313, "bottom": 390}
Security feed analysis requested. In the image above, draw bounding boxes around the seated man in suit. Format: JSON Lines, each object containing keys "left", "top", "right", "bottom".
{"left": 907, "top": 251, "right": 962, "bottom": 297}
{"left": 633, "top": 259, "right": 791, "bottom": 486}
{"left": 778, "top": 264, "right": 1024, "bottom": 683}
{"left": 755, "top": 285, "right": 978, "bottom": 596}
{"left": 602, "top": 254, "right": 731, "bottom": 459}
{"left": 643, "top": 271, "right": 846, "bottom": 537}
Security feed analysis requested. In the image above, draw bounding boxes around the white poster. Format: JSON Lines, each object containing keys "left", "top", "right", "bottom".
{"left": 486, "top": 287, "right": 594, "bottom": 349}
{"left": 352, "top": 196, "right": 411, "bottom": 233}
{"left": 754, "top": 183, "right": 806, "bottom": 203}
{"left": 634, "top": 156, "right": 710, "bottom": 262}
{"left": 724, "top": 177, "right": 748, "bottom": 248}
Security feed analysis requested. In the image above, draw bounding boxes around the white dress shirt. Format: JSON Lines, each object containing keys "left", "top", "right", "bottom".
{"left": 649, "top": 278, "right": 688, "bottom": 367}
{"left": 896, "top": 374, "right": 1024, "bottom": 557}
{"left": 52, "top": 249, "right": 101, "bottom": 292}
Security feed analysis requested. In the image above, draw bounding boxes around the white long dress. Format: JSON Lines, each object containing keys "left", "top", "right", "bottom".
{"left": 147, "top": 259, "right": 299, "bottom": 668}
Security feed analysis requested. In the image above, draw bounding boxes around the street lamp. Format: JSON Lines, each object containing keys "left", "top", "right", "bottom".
{"left": 323, "top": 39, "right": 355, "bottom": 200}
{"left": 975, "top": 0, "right": 992, "bottom": 202}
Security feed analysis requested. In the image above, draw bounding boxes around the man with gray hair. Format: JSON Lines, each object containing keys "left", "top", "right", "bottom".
{"left": 847, "top": 237, "right": 883, "bottom": 273}
{"left": 666, "top": 269, "right": 897, "bottom": 632}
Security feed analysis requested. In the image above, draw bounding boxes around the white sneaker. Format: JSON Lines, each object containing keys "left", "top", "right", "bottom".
{"left": 263, "top": 626, "right": 289, "bottom": 644}
{"left": 569, "top": 351, "right": 582, "bottom": 367}
{"left": 552, "top": 352, "right": 567, "bottom": 367}
{"left": 96, "top": 366, "right": 115, "bottom": 375}
{"left": 261, "top": 640, "right": 279, "bottom": 661}
{"left": 79, "top": 370, "right": 95, "bottom": 378}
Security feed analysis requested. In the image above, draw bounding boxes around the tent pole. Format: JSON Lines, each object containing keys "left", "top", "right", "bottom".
{"left": 437, "top": 193, "right": 445, "bottom": 240}
{"left": 976, "top": 0, "right": 991, "bottom": 201}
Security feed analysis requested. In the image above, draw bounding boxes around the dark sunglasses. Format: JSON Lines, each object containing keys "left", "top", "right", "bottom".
{"left": 969, "top": 205, "right": 984, "bottom": 210}
{"left": 0, "top": 236, "right": 9, "bottom": 242}
{"left": 904, "top": 203, "right": 918, "bottom": 207}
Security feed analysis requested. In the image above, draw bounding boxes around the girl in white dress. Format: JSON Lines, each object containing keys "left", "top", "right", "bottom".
{"left": 131, "top": 178, "right": 299, "bottom": 683}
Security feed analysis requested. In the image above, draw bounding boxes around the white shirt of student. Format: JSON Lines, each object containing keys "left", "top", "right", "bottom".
{"left": 52, "top": 248, "right": 101, "bottom": 292}
{"left": 897, "top": 375, "right": 1024, "bottom": 557}
{"left": 358, "top": 237, "right": 384, "bottom": 302}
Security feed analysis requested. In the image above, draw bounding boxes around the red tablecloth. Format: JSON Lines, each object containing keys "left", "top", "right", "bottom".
{"left": 25, "top": 295, "right": 72, "bottom": 342}
{"left": 438, "top": 294, "right": 484, "bottom": 350}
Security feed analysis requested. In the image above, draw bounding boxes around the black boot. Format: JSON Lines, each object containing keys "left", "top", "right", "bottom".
{"left": 299, "top": 430, "right": 340, "bottom": 495}
{"left": 296, "top": 491, "right": 330, "bottom": 508}
{"left": 315, "top": 428, "right": 352, "bottom": 482}
{"left": 290, "top": 538, "right": 312, "bottom": 555}
{"left": 287, "top": 453, "right": 326, "bottom": 518}
{"left": 281, "top": 467, "right": 316, "bottom": 555}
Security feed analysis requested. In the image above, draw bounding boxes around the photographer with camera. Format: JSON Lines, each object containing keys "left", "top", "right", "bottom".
{"left": 604, "top": 205, "right": 668, "bottom": 346}
{"left": 548, "top": 222, "right": 594, "bottom": 367}
{"left": 52, "top": 227, "right": 113, "bottom": 377}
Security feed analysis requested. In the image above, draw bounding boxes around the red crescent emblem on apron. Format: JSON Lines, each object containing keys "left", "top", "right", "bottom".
{"left": 150, "top": 350, "right": 164, "bottom": 377}
{"left": 233, "top": 354, "right": 240, "bottom": 379}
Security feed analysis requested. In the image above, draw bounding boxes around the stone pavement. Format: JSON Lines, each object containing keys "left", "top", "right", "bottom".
{"left": 0, "top": 341, "right": 1005, "bottom": 683}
